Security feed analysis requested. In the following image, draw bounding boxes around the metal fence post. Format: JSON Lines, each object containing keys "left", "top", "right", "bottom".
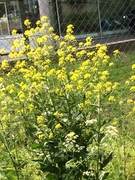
{"left": 55, "top": 0, "right": 62, "bottom": 36}
{"left": 18, "top": 0, "right": 26, "bottom": 33}
{"left": 97, "top": 0, "right": 102, "bottom": 37}
{"left": 38, "top": 0, "right": 50, "bottom": 20}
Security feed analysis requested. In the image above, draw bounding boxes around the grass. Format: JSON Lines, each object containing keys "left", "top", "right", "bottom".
{"left": 109, "top": 51, "right": 135, "bottom": 99}
{"left": 110, "top": 52, "right": 134, "bottom": 81}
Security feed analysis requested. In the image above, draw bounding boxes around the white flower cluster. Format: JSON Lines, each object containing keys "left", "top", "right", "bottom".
{"left": 104, "top": 125, "right": 118, "bottom": 139}
{"left": 85, "top": 119, "right": 97, "bottom": 126}
{"left": 83, "top": 170, "right": 95, "bottom": 177}
{"left": 63, "top": 132, "right": 84, "bottom": 152}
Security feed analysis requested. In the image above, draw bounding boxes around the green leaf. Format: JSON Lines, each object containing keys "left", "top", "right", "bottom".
{"left": 99, "top": 119, "right": 107, "bottom": 127}
{"left": 45, "top": 173, "right": 57, "bottom": 180}
{"left": 99, "top": 171, "right": 109, "bottom": 180}
{"left": 39, "top": 163, "right": 59, "bottom": 175}
{"left": 5, "top": 168, "right": 17, "bottom": 180}
{"left": 29, "top": 143, "right": 41, "bottom": 149}
{"left": 98, "top": 133, "right": 105, "bottom": 143}
{"left": 100, "top": 152, "right": 113, "bottom": 170}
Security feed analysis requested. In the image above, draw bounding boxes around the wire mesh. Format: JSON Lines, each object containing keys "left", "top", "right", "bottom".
{"left": 0, "top": 0, "right": 135, "bottom": 55}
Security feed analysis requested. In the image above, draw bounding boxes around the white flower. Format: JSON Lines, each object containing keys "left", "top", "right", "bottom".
{"left": 83, "top": 171, "right": 91, "bottom": 176}
{"left": 105, "top": 125, "right": 118, "bottom": 137}
{"left": 66, "top": 132, "right": 75, "bottom": 139}
{"left": 85, "top": 119, "right": 97, "bottom": 126}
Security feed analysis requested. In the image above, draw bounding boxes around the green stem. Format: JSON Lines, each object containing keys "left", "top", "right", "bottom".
{"left": 96, "top": 93, "right": 101, "bottom": 180}
{"left": 119, "top": 102, "right": 127, "bottom": 180}
{"left": 0, "top": 131, "right": 20, "bottom": 180}
{"left": 121, "top": 111, "right": 127, "bottom": 179}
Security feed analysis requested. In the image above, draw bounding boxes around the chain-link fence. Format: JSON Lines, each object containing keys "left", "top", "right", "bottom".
{"left": 1, "top": 0, "right": 135, "bottom": 55}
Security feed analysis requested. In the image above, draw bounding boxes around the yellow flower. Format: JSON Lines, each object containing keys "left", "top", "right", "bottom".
{"left": 57, "top": 49, "right": 65, "bottom": 57}
{"left": 65, "top": 83, "right": 73, "bottom": 91}
{"left": 66, "top": 132, "right": 75, "bottom": 139}
{"left": 87, "top": 51, "right": 95, "bottom": 57}
{"left": 0, "top": 48, "right": 6, "bottom": 54}
{"left": 111, "top": 121, "right": 117, "bottom": 125}
{"left": 20, "top": 82, "right": 27, "bottom": 90}
{"left": 1, "top": 106, "right": 7, "bottom": 111}
{"left": 1, "top": 60, "right": 9, "bottom": 70}
{"left": 1, "top": 143, "right": 5, "bottom": 149}
{"left": 56, "top": 69, "right": 67, "bottom": 81}
{"left": 24, "top": 19, "right": 31, "bottom": 27}
{"left": 132, "top": 64, "right": 135, "bottom": 70}
{"left": 125, "top": 80, "right": 130, "bottom": 85}
{"left": 130, "top": 86, "right": 135, "bottom": 92}
{"left": 18, "top": 91, "right": 25, "bottom": 101}
{"left": 85, "top": 91, "right": 92, "bottom": 98}
{"left": 36, "top": 20, "right": 41, "bottom": 26}
{"left": 130, "top": 75, "right": 135, "bottom": 81}
{"left": 49, "top": 133, "right": 53, "bottom": 139}
{"left": 84, "top": 100, "right": 91, "bottom": 105}
{"left": 100, "top": 75, "right": 107, "bottom": 81}
{"left": 60, "top": 41, "right": 66, "bottom": 48}
{"left": 24, "top": 30, "right": 31, "bottom": 37}
{"left": 12, "top": 29, "right": 17, "bottom": 35}
{"left": 54, "top": 111, "right": 62, "bottom": 118}
{"left": 37, "top": 116, "right": 44, "bottom": 124}
{"left": 108, "top": 96, "right": 115, "bottom": 101}
{"left": 77, "top": 79, "right": 83, "bottom": 85}
{"left": 86, "top": 36, "right": 92, "bottom": 43}
{"left": 66, "top": 24, "right": 74, "bottom": 34}
{"left": 79, "top": 42, "right": 84, "bottom": 47}
{"left": 28, "top": 104, "right": 34, "bottom": 112}
{"left": 127, "top": 99, "right": 133, "bottom": 104}
{"left": 1, "top": 115, "right": 6, "bottom": 121}
{"left": 99, "top": 45, "right": 107, "bottom": 52}
{"left": 132, "top": 106, "right": 135, "bottom": 112}
{"left": 112, "top": 82, "right": 119, "bottom": 89}
{"left": 41, "top": 16, "right": 47, "bottom": 22}
{"left": 6, "top": 84, "right": 14, "bottom": 93}
{"left": 77, "top": 79, "right": 84, "bottom": 90}
{"left": 119, "top": 100, "right": 123, "bottom": 106}
{"left": 38, "top": 134, "right": 44, "bottom": 139}
{"left": 79, "top": 50, "right": 86, "bottom": 56}
{"left": 78, "top": 103, "right": 84, "bottom": 109}
{"left": 104, "top": 55, "right": 110, "bottom": 60}
{"left": 94, "top": 82, "right": 102, "bottom": 92}
{"left": 96, "top": 43, "right": 101, "bottom": 48}
{"left": 54, "top": 35, "right": 59, "bottom": 41}
{"left": 102, "top": 70, "right": 109, "bottom": 76}
{"left": 84, "top": 73, "right": 91, "bottom": 79}
{"left": 47, "top": 68, "right": 56, "bottom": 77}
{"left": 55, "top": 123, "right": 62, "bottom": 130}
{"left": 55, "top": 88, "right": 63, "bottom": 96}
{"left": 70, "top": 71, "right": 80, "bottom": 81}
{"left": 113, "top": 49, "right": 120, "bottom": 56}
{"left": 32, "top": 73, "right": 42, "bottom": 81}
{"left": 109, "top": 62, "right": 114, "bottom": 67}
{"left": 49, "top": 27, "right": 54, "bottom": 32}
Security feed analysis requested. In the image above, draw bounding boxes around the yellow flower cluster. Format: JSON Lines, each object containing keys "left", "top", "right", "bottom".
{"left": 0, "top": 17, "right": 129, "bottom": 165}
{"left": 24, "top": 19, "right": 31, "bottom": 28}
{"left": 1, "top": 60, "right": 9, "bottom": 70}
{"left": 55, "top": 123, "right": 62, "bottom": 130}
{"left": 1, "top": 17, "right": 135, "bottom": 179}
{"left": 0, "top": 25, "right": 118, "bottom": 120}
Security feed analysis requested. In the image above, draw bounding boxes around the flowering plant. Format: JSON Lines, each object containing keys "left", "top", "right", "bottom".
{"left": 0, "top": 16, "right": 135, "bottom": 179}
